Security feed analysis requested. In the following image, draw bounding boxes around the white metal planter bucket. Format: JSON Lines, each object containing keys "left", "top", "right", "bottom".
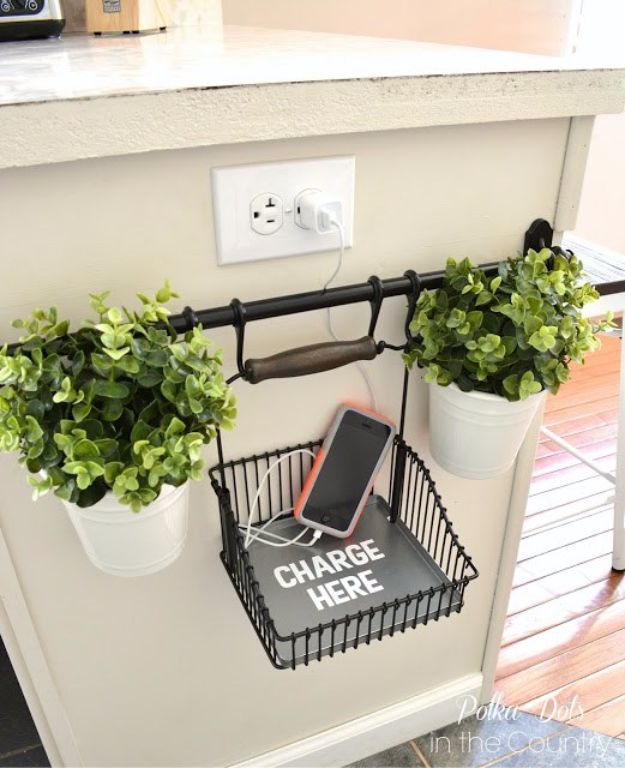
{"left": 428, "top": 383, "right": 546, "bottom": 479}
{"left": 62, "top": 482, "right": 189, "bottom": 577}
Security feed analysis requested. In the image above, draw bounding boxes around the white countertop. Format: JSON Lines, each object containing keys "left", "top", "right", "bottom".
{"left": 1, "top": 25, "right": 624, "bottom": 170}
{"left": 2, "top": 24, "right": 625, "bottom": 107}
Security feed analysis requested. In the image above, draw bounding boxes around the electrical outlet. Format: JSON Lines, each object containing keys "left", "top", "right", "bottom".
{"left": 251, "top": 193, "right": 283, "bottom": 235}
{"left": 211, "top": 157, "right": 354, "bottom": 265}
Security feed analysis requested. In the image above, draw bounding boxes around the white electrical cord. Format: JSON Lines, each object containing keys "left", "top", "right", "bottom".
{"left": 242, "top": 449, "right": 323, "bottom": 549}
{"left": 324, "top": 216, "right": 378, "bottom": 411}
{"left": 322, "top": 218, "right": 345, "bottom": 294}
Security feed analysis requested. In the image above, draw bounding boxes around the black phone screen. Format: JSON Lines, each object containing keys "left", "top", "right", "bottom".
{"left": 303, "top": 410, "right": 392, "bottom": 532}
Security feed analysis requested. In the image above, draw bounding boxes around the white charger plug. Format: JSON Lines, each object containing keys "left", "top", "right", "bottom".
{"left": 295, "top": 189, "right": 344, "bottom": 233}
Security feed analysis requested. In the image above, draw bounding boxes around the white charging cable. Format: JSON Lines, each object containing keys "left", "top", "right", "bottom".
{"left": 322, "top": 218, "right": 345, "bottom": 294}
{"left": 242, "top": 448, "right": 323, "bottom": 549}
{"left": 297, "top": 191, "right": 377, "bottom": 410}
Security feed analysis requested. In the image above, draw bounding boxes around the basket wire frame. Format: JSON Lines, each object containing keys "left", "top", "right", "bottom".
{"left": 209, "top": 426, "right": 479, "bottom": 669}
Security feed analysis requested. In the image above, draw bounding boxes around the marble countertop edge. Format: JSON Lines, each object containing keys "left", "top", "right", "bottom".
{"left": 2, "top": 24, "right": 625, "bottom": 109}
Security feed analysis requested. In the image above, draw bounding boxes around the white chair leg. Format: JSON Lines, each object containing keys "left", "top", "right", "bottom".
{"left": 613, "top": 316, "right": 625, "bottom": 571}
{"left": 540, "top": 426, "right": 616, "bottom": 484}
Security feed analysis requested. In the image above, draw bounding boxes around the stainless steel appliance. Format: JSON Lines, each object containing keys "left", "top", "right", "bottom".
{"left": 0, "top": 0, "right": 65, "bottom": 41}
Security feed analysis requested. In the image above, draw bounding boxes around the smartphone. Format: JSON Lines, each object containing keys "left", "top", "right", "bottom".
{"left": 294, "top": 404, "right": 396, "bottom": 538}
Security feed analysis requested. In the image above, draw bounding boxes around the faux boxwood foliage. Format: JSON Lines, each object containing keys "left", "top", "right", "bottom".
{"left": 403, "top": 249, "right": 610, "bottom": 401}
{"left": 0, "top": 283, "right": 236, "bottom": 511}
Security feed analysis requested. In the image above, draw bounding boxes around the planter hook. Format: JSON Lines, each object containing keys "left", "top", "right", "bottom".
{"left": 181, "top": 305, "right": 200, "bottom": 333}
{"left": 230, "top": 298, "right": 248, "bottom": 382}
{"left": 403, "top": 269, "right": 422, "bottom": 345}
{"left": 367, "top": 274, "right": 384, "bottom": 346}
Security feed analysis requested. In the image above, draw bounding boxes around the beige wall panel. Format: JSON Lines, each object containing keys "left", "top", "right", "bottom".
{"left": 0, "top": 118, "right": 568, "bottom": 766}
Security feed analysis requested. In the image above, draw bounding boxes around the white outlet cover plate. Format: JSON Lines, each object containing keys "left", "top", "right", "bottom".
{"left": 211, "top": 156, "right": 355, "bottom": 265}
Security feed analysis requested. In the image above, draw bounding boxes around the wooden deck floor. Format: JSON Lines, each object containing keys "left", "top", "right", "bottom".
{"left": 495, "top": 334, "right": 625, "bottom": 738}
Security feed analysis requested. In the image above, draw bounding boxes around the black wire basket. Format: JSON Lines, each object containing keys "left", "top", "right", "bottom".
{"left": 208, "top": 273, "right": 478, "bottom": 669}
{"left": 209, "top": 434, "right": 479, "bottom": 670}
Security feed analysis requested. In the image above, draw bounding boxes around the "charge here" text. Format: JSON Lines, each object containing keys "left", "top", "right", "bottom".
{"left": 273, "top": 539, "right": 385, "bottom": 611}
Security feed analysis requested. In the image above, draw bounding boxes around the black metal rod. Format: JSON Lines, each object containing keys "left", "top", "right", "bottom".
{"left": 167, "top": 254, "right": 619, "bottom": 332}
{"left": 168, "top": 266, "right": 501, "bottom": 335}
{"left": 6, "top": 269, "right": 454, "bottom": 353}
{"left": 170, "top": 276, "right": 413, "bottom": 332}
{"left": 7, "top": 253, "right": 618, "bottom": 353}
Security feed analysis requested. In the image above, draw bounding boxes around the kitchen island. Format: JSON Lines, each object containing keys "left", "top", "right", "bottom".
{"left": 0, "top": 23, "right": 624, "bottom": 767}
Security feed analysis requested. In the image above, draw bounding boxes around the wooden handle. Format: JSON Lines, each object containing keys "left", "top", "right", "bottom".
{"left": 245, "top": 336, "right": 378, "bottom": 384}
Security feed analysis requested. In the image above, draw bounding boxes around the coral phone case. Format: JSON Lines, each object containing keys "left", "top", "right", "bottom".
{"left": 294, "top": 404, "right": 396, "bottom": 538}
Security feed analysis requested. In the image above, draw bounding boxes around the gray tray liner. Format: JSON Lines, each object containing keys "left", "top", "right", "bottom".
{"left": 246, "top": 495, "right": 462, "bottom": 664}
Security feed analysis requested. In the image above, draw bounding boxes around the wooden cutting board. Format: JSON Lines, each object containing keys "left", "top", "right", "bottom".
{"left": 84, "top": 0, "right": 172, "bottom": 33}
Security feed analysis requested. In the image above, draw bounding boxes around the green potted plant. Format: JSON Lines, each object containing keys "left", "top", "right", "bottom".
{"left": 403, "top": 248, "right": 610, "bottom": 479}
{"left": 0, "top": 283, "right": 236, "bottom": 576}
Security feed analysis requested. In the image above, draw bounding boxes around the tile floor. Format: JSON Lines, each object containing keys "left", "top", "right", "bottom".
{"left": 351, "top": 708, "right": 625, "bottom": 767}
{"left": 0, "top": 637, "right": 48, "bottom": 768}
